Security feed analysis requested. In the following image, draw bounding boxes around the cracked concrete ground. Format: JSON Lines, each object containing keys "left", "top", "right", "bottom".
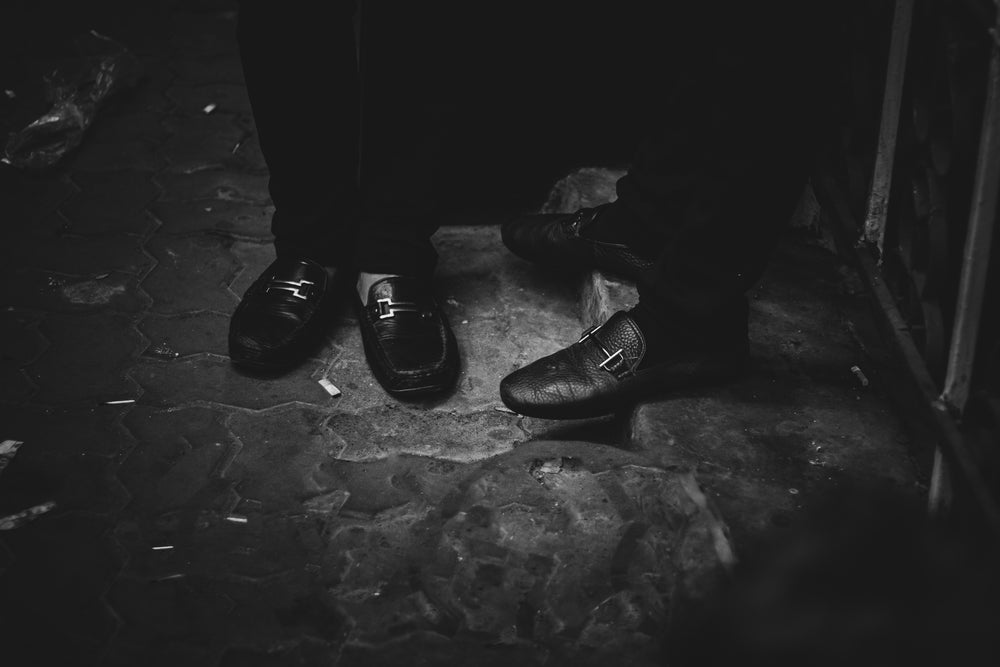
{"left": 0, "top": 2, "right": 927, "bottom": 666}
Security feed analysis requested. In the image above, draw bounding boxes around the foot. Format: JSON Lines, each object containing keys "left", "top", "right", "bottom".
{"left": 356, "top": 276, "right": 459, "bottom": 396}
{"left": 501, "top": 205, "right": 657, "bottom": 285}
{"left": 499, "top": 310, "right": 747, "bottom": 419}
{"left": 228, "top": 257, "right": 338, "bottom": 372}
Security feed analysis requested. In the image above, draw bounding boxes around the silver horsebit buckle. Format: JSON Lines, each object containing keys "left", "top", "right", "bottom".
{"left": 266, "top": 279, "right": 314, "bottom": 300}
{"left": 578, "top": 323, "right": 628, "bottom": 377}
{"left": 375, "top": 298, "right": 421, "bottom": 319}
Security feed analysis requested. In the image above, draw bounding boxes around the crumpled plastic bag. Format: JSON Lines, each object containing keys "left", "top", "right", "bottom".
{"left": 2, "top": 30, "right": 141, "bottom": 169}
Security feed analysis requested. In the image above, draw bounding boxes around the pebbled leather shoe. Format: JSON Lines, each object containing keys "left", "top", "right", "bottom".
{"left": 501, "top": 206, "right": 657, "bottom": 285}
{"left": 357, "top": 276, "right": 459, "bottom": 396}
{"left": 228, "top": 257, "right": 337, "bottom": 372}
{"left": 499, "top": 311, "right": 746, "bottom": 419}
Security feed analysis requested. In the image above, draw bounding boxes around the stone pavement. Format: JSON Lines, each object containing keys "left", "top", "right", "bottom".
{"left": 0, "top": 2, "right": 924, "bottom": 666}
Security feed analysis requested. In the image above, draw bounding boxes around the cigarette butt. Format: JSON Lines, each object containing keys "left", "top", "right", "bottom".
{"left": 494, "top": 406, "right": 518, "bottom": 415}
{"left": 318, "top": 378, "right": 341, "bottom": 397}
{"left": 202, "top": 103, "right": 217, "bottom": 114}
{"left": 225, "top": 514, "right": 248, "bottom": 524}
{"left": 152, "top": 545, "right": 174, "bottom": 551}
{"left": 4, "top": 90, "right": 15, "bottom": 99}
{"left": 103, "top": 399, "right": 136, "bottom": 405}
{"left": 850, "top": 365, "right": 870, "bottom": 387}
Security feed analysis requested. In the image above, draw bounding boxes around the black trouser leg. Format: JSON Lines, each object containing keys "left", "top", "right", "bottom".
{"left": 236, "top": 0, "right": 361, "bottom": 267}
{"left": 607, "top": 3, "right": 839, "bottom": 344}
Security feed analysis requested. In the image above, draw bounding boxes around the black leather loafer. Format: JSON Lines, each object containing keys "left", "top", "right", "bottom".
{"left": 499, "top": 311, "right": 746, "bottom": 419}
{"left": 357, "top": 276, "right": 459, "bottom": 396}
{"left": 501, "top": 206, "right": 657, "bottom": 285}
{"left": 228, "top": 257, "right": 337, "bottom": 372}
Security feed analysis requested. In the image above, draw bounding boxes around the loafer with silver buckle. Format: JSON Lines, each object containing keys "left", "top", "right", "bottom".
{"left": 228, "top": 257, "right": 336, "bottom": 371}
{"left": 357, "top": 276, "right": 459, "bottom": 396}
{"left": 499, "top": 310, "right": 746, "bottom": 419}
{"left": 501, "top": 206, "right": 657, "bottom": 285}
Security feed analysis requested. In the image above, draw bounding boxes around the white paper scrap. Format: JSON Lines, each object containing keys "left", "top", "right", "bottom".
{"left": 318, "top": 378, "right": 341, "bottom": 397}
{"left": 202, "top": 103, "right": 217, "bottom": 114}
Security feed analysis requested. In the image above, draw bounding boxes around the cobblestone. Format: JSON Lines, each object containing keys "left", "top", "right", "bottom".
{"left": 143, "top": 234, "right": 241, "bottom": 314}
{"left": 62, "top": 171, "right": 160, "bottom": 236}
{"left": 150, "top": 199, "right": 272, "bottom": 239}
{"left": 26, "top": 312, "right": 142, "bottom": 405}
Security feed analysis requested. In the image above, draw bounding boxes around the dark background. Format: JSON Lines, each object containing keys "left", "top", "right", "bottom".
{"left": 2, "top": 0, "right": 670, "bottom": 217}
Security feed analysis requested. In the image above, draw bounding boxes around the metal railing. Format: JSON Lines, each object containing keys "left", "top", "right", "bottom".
{"left": 817, "top": 0, "right": 1000, "bottom": 534}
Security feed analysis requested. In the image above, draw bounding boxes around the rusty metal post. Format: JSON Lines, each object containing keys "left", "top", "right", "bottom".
{"left": 938, "top": 10, "right": 1000, "bottom": 416}
{"left": 861, "top": 0, "right": 914, "bottom": 257}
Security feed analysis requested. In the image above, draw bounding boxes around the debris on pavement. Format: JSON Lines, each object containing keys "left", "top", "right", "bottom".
{"left": 4, "top": 89, "right": 15, "bottom": 99}
{"left": 147, "top": 342, "right": 180, "bottom": 359}
{"left": 318, "top": 378, "right": 341, "bottom": 397}
{"left": 850, "top": 364, "right": 870, "bottom": 387}
{"left": 151, "top": 545, "right": 174, "bottom": 551}
{"left": 0, "top": 439, "right": 25, "bottom": 477}
{"left": 102, "top": 398, "right": 135, "bottom": 405}
{"left": 225, "top": 514, "right": 248, "bottom": 524}
{"left": 493, "top": 406, "right": 518, "bottom": 415}
{"left": 0, "top": 500, "right": 57, "bottom": 531}
{"left": 3, "top": 30, "right": 141, "bottom": 169}
{"left": 201, "top": 102, "right": 217, "bottom": 114}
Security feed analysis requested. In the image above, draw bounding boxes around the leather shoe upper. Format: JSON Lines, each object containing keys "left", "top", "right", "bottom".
{"left": 228, "top": 257, "right": 334, "bottom": 370}
{"left": 501, "top": 206, "right": 657, "bottom": 285}
{"left": 357, "top": 277, "right": 459, "bottom": 396}
{"left": 500, "top": 310, "right": 744, "bottom": 419}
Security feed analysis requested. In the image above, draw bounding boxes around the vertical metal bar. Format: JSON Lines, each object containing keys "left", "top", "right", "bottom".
{"left": 862, "top": 0, "right": 915, "bottom": 257}
{"left": 938, "top": 10, "right": 1000, "bottom": 415}
{"left": 928, "top": 445, "right": 953, "bottom": 516}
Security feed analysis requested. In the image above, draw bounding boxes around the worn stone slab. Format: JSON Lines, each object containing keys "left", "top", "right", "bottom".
{"left": 143, "top": 235, "right": 241, "bottom": 315}
{"left": 225, "top": 405, "right": 345, "bottom": 512}
{"left": 119, "top": 406, "right": 238, "bottom": 521}
{"left": 139, "top": 311, "right": 230, "bottom": 359}
{"left": 166, "top": 82, "right": 252, "bottom": 117}
{"left": 106, "top": 57, "right": 177, "bottom": 116}
{"left": 160, "top": 115, "right": 245, "bottom": 174}
{"left": 0, "top": 443, "right": 129, "bottom": 517}
{"left": 150, "top": 199, "right": 273, "bottom": 239}
{"left": 61, "top": 171, "right": 160, "bottom": 236}
{"left": 0, "top": 514, "right": 121, "bottom": 665}
{"left": 172, "top": 52, "right": 246, "bottom": 86}
{"left": 0, "top": 234, "right": 152, "bottom": 276}
{"left": 169, "top": 11, "right": 239, "bottom": 59}
{"left": 67, "top": 137, "right": 167, "bottom": 174}
{"left": 131, "top": 356, "right": 331, "bottom": 409}
{"left": 312, "top": 441, "right": 727, "bottom": 666}
{"left": 0, "top": 269, "right": 148, "bottom": 315}
{"left": 155, "top": 169, "right": 270, "bottom": 204}
{"left": 26, "top": 312, "right": 142, "bottom": 406}
{"left": 227, "top": 130, "right": 267, "bottom": 174}
{"left": 106, "top": 574, "right": 235, "bottom": 666}
{"left": 327, "top": 405, "right": 524, "bottom": 463}
{"left": 227, "top": 240, "right": 276, "bottom": 298}
{"left": 0, "top": 403, "right": 133, "bottom": 459}
{"left": 0, "top": 174, "right": 77, "bottom": 233}
{"left": 628, "top": 371, "right": 920, "bottom": 545}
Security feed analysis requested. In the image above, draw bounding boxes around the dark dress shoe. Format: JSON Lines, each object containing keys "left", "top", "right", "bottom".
{"left": 499, "top": 311, "right": 746, "bottom": 419}
{"left": 501, "top": 206, "right": 657, "bottom": 285}
{"left": 228, "top": 257, "right": 336, "bottom": 371}
{"left": 357, "top": 276, "right": 459, "bottom": 396}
